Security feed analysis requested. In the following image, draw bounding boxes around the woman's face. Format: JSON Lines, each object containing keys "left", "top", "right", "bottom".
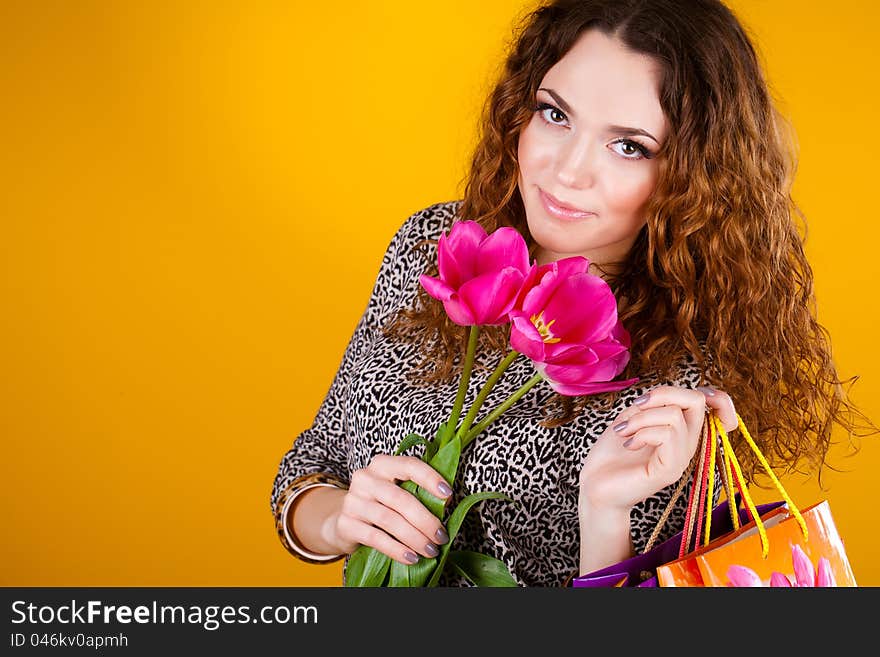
{"left": 517, "top": 29, "right": 668, "bottom": 269}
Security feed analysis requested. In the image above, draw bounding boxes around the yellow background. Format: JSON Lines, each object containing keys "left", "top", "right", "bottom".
{"left": 2, "top": 0, "right": 878, "bottom": 587}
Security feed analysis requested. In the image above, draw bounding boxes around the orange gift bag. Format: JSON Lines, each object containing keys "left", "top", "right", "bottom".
{"left": 655, "top": 411, "right": 856, "bottom": 587}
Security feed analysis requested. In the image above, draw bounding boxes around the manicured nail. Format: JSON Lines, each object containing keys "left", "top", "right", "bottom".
{"left": 613, "top": 421, "right": 629, "bottom": 433}
{"left": 696, "top": 386, "right": 716, "bottom": 396}
{"left": 435, "top": 527, "right": 449, "bottom": 544}
{"left": 425, "top": 543, "right": 439, "bottom": 558}
{"left": 623, "top": 438, "right": 634, "bottom": 448}
{"left": 437, "top": 481, "right": 453, "bottom": 497}
{"left": 633, "top": 393, "right": 650, "bottom": 405}
{"left": 403, "top": 551, "right": 419, "bottom": 564}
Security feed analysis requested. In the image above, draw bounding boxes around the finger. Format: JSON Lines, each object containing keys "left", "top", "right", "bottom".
{"left": 359, "top": 498, "right": 443, "bottom": 560}
{"left": 621, "top": 426, "right": 691, "bottom": 485}
{"left": 630, "top": 385, "right": 706, "bottom": 438}
{"left": 343, "top": 492, "right": 443, "bottom": 560}
{"left": 696, "top": 386, "right": 738, "bottom": 432}
{"left": 367, "top": 454, "right": 453, "bottom": 500}
{"left": 601, "top": 402, "right": 644, "bottom": 434}
{"left": 612, "top": 405, "right": 696, "bottom": 462}
{"left": 611, "top": 406, "right": 687, "bottom": 438}
{"left": 349, "top": 469, "right": 448, "bottom": 547}
{"left": 369, "top": 476, "right": 449, "bottom": 547}
{"left": 340, "top": 515, "right": 426, "bottom": 566}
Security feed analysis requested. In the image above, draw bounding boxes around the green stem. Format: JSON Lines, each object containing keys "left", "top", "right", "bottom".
{"left": 462, "top": 373, "right": 544, "bottom": 449}
{"left": 455, "top": 350, "right": 521, "bottom": 443}
{"left": 440, "top": 325, "right": 480, "bottom": 447}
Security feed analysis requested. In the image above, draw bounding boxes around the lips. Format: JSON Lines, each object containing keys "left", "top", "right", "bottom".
{"left": 539, "top": 188, "right": 596, "bottom": 219}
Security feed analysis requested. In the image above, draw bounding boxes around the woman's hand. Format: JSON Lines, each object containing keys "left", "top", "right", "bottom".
{"left": 579, "top": 385, "right": 737, "bottom": 515}
{"left": 575, "top": 385, "right": 736, "bottom": 574}
{"left": 332, "top": 454, "right": 452, "bottom": 566}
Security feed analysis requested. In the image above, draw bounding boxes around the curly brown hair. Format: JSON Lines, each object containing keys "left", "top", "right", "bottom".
{"left": 384, "top": 0, "right": 877, "bottom": 485}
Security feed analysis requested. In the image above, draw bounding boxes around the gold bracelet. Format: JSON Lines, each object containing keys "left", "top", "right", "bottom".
{"left": 274, "top": 472, "right": 349, "bottom": 564}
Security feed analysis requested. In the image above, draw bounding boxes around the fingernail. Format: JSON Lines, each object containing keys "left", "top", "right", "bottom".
{"left": 633, "top": 393, "right": 650, "bottom": 405}
{"left": 623, "top": 438, "right": 634, "bottom": 448}
{"left": 437, "top": 481, "right": 453, "bottom": 497}
{"left": 425, "top": 543, "right": 439, "bottom": 558}
{"left": 613, "top": 421, "right": 628, "bottom": 432}
{"left": 696, "top": 386, "right": 716, "bottom": 396}
{"left": 403, "top": 551, "right": 419, "bottom": 564}
{"left": 435, "top": 527, "right": 449, "bottom": 544}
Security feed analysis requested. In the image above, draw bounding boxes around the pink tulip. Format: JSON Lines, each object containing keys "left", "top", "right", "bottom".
{"left": 726, "top": 565, "right": 764, "bottom": 587}
{"left": 419, "top": 221, "right": 531, "bottom": 326}
{"left": 508, "top": 256, "right": 638, "bottom": 396}
{"left": 769, "top": 572, "right": 792, "bottom": 587}
{"left": 791, "top": 544, "right": 816, "bottom": 587}
{"left": 816, "top": 557, "right": 836, "bottom": 587}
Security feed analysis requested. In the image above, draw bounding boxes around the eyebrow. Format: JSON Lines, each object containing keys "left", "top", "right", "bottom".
{"left": 537, "top": 87, "right": 661, "bottom": 145}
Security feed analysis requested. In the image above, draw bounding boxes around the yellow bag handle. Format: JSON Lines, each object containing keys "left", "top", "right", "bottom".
{"left": 704, "top": 410, "right": 808, "bottom": 557}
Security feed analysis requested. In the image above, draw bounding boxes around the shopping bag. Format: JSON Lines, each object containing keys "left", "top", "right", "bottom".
{"left": 573, "top": 408, "right": 858, "bottom": 587}
{"left": 652, "top": 502, "right": 790, "bottom": 587}
{"left": 570, "top": 497, "right": 784, "bottom": 587}
{"left": 656, "top": 499, "right": 855, "bottom": 586}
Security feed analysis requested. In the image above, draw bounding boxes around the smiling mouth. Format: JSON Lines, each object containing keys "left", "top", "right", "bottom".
{"left": 539, "top": 189, "right": 596, "bottom": 219}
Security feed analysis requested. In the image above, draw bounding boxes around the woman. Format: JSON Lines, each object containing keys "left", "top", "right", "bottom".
{"left": 270, "top": 0, "right": 874, "bottom": 586}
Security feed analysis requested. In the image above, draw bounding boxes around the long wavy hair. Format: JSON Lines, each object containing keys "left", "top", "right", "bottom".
{"left": 384, "top": 0, "right": 876, "bottom": 485}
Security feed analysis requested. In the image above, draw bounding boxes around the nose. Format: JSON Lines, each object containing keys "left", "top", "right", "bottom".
{"left": 555, "top": 136, "right": 595, "bottom": 190}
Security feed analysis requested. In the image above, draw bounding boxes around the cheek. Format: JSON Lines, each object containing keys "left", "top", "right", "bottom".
{"left": 603, "top": 166, "right": 659, "bottom": 216}
{"left": 517, "top": 120, "right": 546, "bottom": 179}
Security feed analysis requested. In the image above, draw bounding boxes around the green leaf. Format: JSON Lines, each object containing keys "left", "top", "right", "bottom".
{"left": 414, "top": 436, "right": 462, "bottom": 518}
{"left": 394, "top": 432, "right": 427, "bottom": 456}
{"left": 425, "top": 424, "right": 445, "bottom": 461}
{"left": 427, "top": 435, "right": 462, "bottom": 483}
{"left": 447, "top": 550, "right": 518, "bottom": 587}
{"left": 426, "top": 490, "right": 511, "bottom": 587}
{"left": 344, "top": 545, "right": 391, "bottom": 587}
{"left": 448, "top": 559, "right": 475, "bottom": 585}
{"left": 388, "top": 554, "right": 438, "bottom": 587}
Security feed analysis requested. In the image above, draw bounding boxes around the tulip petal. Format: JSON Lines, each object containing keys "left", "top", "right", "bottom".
{"left": 553, "top": 255, "right": 591, "bottom": 280}
{"left": 791, "top": 544, "right": 816, "bottom": 587}
{"left": 543, "top": 352, "right": 627, "bottom": 386}
{"left": 543, "top": 274, "right": 618, "bottom": 345}
{"left": 816, "top": 558, "right": 836, "bottom": 587}
{"left": 437, "top": 233, "right": 466, "bottom": 289}
{"left": 475, "top": 227, "right": 530, "bottom": 278}
{"left": 442, "top": 221, "right": 486, "bottom": 283}
{"left": 726, "top": 565, "right": 764, "bottom": 587}
{"left": 509, "top": 313, "right": 547, "bottom": 361}
{"left": 542, "top": 342, "right": 592, "bottom": 364}
{"left": 545, "top": 376, "right": 639, "bottom": 397}
{"left": 419, "top": 274, "right": 457, "bottom": 302}
{"left": 457, "top": 268, "right": 525, "bottom": 325}
{"left": 519, "top": 264, "right": 561, "bottom": 316}
{"left": 610, "top": 320, "right": 632, "bottom": 348}
{"left": 518, "top": 258, "right": 590, "bottom": 316}
{"left": 590, "top": 338, "right": 629, "bottom": 361}
{"left": 440, "top": 295, "right": 477, "bottom": 326}
{"left": 770, "top": 572, "right": 792, "bottom": 587}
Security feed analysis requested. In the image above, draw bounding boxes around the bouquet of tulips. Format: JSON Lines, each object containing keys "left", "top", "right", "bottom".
{"left": 345, "top": 220, "right": 638, "bottom": 587}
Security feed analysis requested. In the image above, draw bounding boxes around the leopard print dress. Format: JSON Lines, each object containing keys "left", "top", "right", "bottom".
{"left": 270, "top": 199, "right": 707, "bottom": 587}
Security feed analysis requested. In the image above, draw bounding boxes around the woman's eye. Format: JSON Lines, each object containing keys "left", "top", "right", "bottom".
{"left": 610, "top": 139, "right": 651, "bottom": 160}
{"left": 535, "top": 102, "right": 567, "bottom": 126}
